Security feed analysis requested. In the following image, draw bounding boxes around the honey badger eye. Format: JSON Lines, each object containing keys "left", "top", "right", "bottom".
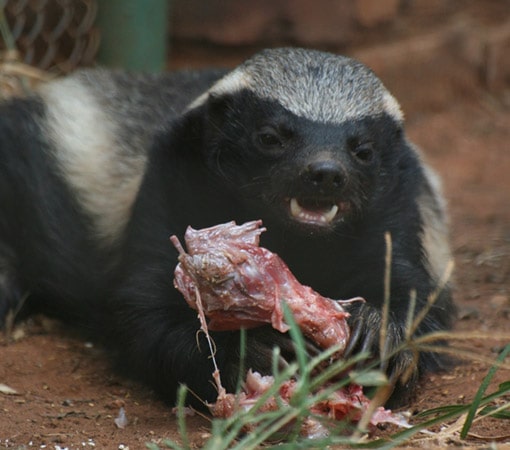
{"left": 351, "top": 142, "right": 375, "bottom": 164}
{"left": 255, "top": 127, "right": 284, "bottom": 150}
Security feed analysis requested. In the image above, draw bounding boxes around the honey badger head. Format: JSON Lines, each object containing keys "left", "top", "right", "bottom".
{"left": 187, "top": 48, "right": 405, "bottom": 232}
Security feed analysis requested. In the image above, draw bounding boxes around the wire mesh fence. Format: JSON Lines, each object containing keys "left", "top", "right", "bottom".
{"left": 2, "top": 0, "right": 99, "bottom": 73}
{"left": 0, "top": 0, "right": 100, "bottom": 97}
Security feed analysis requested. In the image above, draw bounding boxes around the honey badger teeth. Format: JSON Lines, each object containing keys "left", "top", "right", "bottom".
{"left": 289, "top": 198, "right": 340, "bottom": 225}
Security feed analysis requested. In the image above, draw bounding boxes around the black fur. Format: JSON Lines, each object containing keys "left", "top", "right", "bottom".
{"left": 0, "top": 96, "right": 106, "bottom": 325}
{"left": 110, "top": 90, "right": 453, "bottom": 406}
{"left": 0, "top": 51, "right": 454, "bottom": 409}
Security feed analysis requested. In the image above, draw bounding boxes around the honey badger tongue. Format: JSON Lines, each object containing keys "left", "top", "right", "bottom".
{"left": 290, "top": 198, "right": 339, "bottom": 225}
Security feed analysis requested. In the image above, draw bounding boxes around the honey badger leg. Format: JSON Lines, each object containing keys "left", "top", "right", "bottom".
{"left": 343, "top": 302, "right": 416, "bottom": 406}
{"left": 343, "top": 285, "right": 452, "bottom": 407}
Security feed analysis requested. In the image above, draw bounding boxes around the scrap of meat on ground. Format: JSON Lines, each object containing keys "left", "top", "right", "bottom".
{"left": 211, "top": 370, "right": 408, "bottom": 438}
{"left": 171, "top": 220, "right": 408, "bottom": 436}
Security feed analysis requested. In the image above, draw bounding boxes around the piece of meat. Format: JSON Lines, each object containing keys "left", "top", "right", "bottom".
{"left": 171, "top": 220, "right": 355, "bottom": 350}
{"left": 211, "top": 369, "right": 409, "bottom": 437}
{"left": 170, "top": 220, "right": 408, "bottom": 437}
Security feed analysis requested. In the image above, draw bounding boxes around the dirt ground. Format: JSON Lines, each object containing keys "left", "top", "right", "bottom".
{"left": 1, "top": 65, "right": 509, "bottom": 448}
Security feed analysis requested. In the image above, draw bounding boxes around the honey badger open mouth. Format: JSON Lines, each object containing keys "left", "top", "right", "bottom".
{"left": 288, "top": 197, "right": 350, "bottom": 226}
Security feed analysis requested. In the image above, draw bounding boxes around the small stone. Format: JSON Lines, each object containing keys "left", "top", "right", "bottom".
{"left": 490, "top": 294, "right": 509, "bottom": 308}
{"left": 458, "top": 306, "right": 480, "bottom": 320}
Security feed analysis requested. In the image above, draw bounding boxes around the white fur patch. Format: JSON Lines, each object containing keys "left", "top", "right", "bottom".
{"left": 418, "top": 161, "right": 452, "bottom": 282}
{"left": 187, "top": 69, "right": 251, "bottom": 111}
{"left": 39, "top": 78, "right": 145, "bottom": 245}
{"left": 188, "top": 48, "right": 404, "bottom": 124}
{"left": 382, "top": 91, "right": 404, "bottom": 123}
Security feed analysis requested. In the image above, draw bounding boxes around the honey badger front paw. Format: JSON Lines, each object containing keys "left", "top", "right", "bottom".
{"left": 343, "top": 302, "right": 418, "bottom": 406}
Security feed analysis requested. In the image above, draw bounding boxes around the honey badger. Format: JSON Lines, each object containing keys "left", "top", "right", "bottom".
{"left": 0, "top": 48, "right": 453, "bottom": 407}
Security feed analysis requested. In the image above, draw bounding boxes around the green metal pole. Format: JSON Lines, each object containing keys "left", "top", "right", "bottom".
{"left": 96, "top": 0, "right": 169, "bottom": 71}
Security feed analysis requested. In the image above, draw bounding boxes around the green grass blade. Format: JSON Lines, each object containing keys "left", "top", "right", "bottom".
{"left": 145, "top": 443, "right": 162, "bottom": 450}
{"left": 460, "top": 342, "right": 510, "bottom": 439}
{"left": 479, "top": 403, "right": 510, "bottom": 420}
{"left": 281, "top": 301, "right": 308, "bottom": 377}
{"left": 236, "top": 328, "right": 247, "bottom": 394}
{"left": 175, "top": 384, "right": 191, "bottom": 449}
{"left": 357, "top": 379, "right": 510, "bottom": 449}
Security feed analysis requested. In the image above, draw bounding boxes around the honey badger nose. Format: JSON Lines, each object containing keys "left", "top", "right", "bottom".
{"left": 302, "top": 161, "right": 344, "bottom": 190}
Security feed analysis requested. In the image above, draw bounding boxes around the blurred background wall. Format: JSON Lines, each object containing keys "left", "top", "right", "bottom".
{"left": 170, "top": 0, "right": 510, "bottom": 115}
{"left": 2, "top": 0, "right": 509, "bottom": 115}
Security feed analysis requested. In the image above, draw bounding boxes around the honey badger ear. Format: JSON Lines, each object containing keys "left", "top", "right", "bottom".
{"left": 169, "top": 93, "right": 235, "bottom": 160}
{"left": 209, "top": 92, "right": 235, "bottom": 115}
{"left": 202, "top": 92, "right": 237, "bottom": 133}
{"left": 185, "top": 91, "right": 233, "bottom": 125}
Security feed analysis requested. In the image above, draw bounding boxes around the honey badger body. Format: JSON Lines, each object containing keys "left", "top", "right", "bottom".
{"left": 116, "top": 48, "right": 453, "bottom": 405}
{"left": 0, "top": 48, "right": 453, "bottom": 407}
{"left": 0, "top": 68, "right": 225, "bottom": 324}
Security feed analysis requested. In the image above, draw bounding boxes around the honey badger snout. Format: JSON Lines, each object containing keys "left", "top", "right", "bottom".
{"left": 289, "top": 159, "right": 349, "bottom": 227}
{"left": 300, "top": 160, "right": 345, "bottom": 193}
{"left": 289, "top": 158, "right": 350, "bottom": 228}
